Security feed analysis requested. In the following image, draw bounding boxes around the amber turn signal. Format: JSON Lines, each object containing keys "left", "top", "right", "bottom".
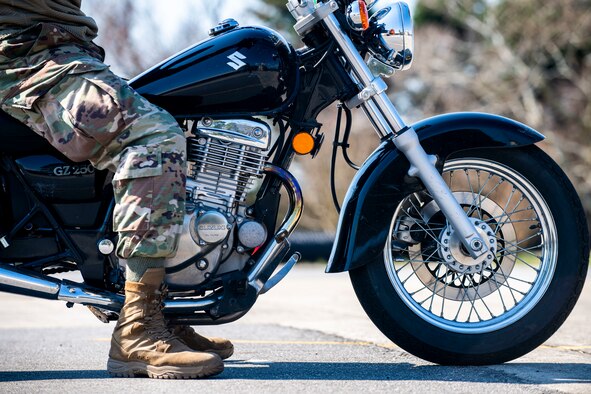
{"left": 292, "top": 132, "right": 315, "bottom": 155}
{"left": 358, "top": 0, "right": 369, "bottom": 31}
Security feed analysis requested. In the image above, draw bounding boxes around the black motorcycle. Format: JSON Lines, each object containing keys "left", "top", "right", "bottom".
{"left": 0, "top": 0, "right": 588, "bottom": 365}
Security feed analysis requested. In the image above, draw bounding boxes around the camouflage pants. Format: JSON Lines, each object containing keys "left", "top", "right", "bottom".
{"left": 0, "top": 24, "right": 186, "bottom": 259}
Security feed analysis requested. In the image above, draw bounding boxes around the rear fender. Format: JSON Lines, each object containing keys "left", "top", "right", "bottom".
{"left": 325, "top": 112, "right": 544, "bottom": 273}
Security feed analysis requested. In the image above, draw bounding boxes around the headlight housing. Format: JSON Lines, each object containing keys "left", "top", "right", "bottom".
{"left": 365, "top": 0, "right": 414, "bottom": 74}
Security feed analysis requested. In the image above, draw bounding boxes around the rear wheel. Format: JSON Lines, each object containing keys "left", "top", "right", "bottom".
{"left": 350, "top": 146, "right": 589, "bottom": 365}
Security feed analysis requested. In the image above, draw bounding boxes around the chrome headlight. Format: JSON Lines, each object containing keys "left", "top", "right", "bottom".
{"left": 367, "top": 0, "right": 414, "bottom": 73}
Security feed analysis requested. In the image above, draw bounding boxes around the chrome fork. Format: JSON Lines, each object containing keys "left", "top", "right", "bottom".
{"left": 287, "top": 0, "right": 486, "bottom": 258}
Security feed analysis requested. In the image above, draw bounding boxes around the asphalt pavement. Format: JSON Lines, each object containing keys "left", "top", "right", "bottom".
{"left": 0, "top": 264, "right": 589, "bottom": 393}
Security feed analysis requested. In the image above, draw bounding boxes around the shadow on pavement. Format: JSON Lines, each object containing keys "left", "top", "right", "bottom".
{"left": 222, "top": 360, "right": 591, "bottom": 383}
{"left": 0, "top": 370, "right": 108, "bottom": 381}
{"left": 221, "top": 361, "right": 591, "bottom": 383}
{"left": 2, "top": 361, "right": 588, "bottom": 383}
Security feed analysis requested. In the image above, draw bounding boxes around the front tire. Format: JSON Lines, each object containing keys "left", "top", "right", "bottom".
{"left": 350, "top": 146, "right": 589, "bottom": 365}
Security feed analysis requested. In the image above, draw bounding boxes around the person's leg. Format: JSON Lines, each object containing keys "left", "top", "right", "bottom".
{"left": 33, "top": 67, "right": 186, "bottom": 266}
{"left": 23, "top": 68, "right": 224, "bottom": 378}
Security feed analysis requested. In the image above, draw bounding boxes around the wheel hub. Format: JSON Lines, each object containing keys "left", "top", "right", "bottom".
{"left": 439, "top": 218, "right": 497, "bottom": 274}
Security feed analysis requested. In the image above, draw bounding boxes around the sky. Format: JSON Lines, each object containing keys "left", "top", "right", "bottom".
{"left": 80, "top": 0, "right": 257, "bottom": 75}
{"left": 149, "top": 0, "right": 257, "bottom": 42}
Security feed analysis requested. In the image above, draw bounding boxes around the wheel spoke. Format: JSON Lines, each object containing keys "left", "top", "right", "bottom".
{"left": 441, "top": 265, "right": 452, "bottom": 317}
{"left": 508, "top": 252, "right": 542, "bottom": 273}
{"left": 497, "top": 243, "right": 542, "bottom": 259}
{"left": 406, "top": 226, "right": 447, "bottom": 233}
{"left": 495, "top": 198, "right": 527, "bottom": 235}
{"left": 427, "top": 266, "right": 442, "bottom": 313}
{"left": 495, "top": 262, "right": 528, "bottom": 298}
{"left": 464, "top": 170, "right": 483, "bottom": 220}
{"left": 452, "top": 281, "right": 470, "bottom": 321}
{"left": 497, "top": 231, "right": 542, "bottom": 248}
{"left": 487, "top": 265, "right": 510, "bottom": 312}
{"left": 488, "top": 218, "right": 538, "bottom": 226}
{"left": 499, "top": 186, "right": 517, "bottom": 224}
{"left": 466, "top": 274, "right": 489, "bottom": 321}
{"left": 466, "top": 176, "right": 502, "bottom": 218}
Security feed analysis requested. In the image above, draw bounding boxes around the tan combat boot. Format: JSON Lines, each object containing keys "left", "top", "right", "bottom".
{"left": 107, "top": 268, "right": 223, "bottom": 379}
{"left": 159, "top": 285, "right": 234, "bottom": 360}
{"left": 169, "top": 324, "right": 234, "bottom": 360}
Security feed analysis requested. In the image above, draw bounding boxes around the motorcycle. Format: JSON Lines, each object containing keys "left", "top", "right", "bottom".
{"left": 0, "top": 0, "right": 588, "bottom": 366}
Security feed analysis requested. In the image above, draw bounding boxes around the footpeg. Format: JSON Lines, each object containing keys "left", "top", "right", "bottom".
{"left": 87, "top": 305, "right": 119, "bottom": 323}
{"left": 0, "top": 236, "right": 9, "bottom": 249}
{"left": 260, "top": 252, "right": 301, "bottom": 294}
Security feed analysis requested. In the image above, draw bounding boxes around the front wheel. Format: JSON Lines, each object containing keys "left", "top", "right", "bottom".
{"left": 350, "top": 146, "right": 589, "bottom": 365}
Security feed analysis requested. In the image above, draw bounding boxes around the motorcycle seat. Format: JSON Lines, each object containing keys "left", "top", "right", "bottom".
{"left": 0, "top": 110, "right": 56, "bottom": 154}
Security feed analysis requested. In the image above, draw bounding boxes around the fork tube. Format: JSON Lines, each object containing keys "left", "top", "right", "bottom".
{"left": 361, "top": 99, "right": 390, "bottom": 138}
{"left": 322, "top": 13, "right": 487, "bottom": 257}
{"left": 323, "top": 14, "right": 407, "bottom": 135}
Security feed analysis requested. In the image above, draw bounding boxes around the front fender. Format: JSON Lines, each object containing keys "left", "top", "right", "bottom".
{"left": 325, "top": 112, "right": 544, "bottom": 273}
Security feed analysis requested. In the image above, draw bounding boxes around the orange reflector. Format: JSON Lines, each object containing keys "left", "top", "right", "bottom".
{"left": 359, "top": 0, "right": 369, "bottom": 30}
{"left": 292, "top": 132, "right": 315, "bottom": 155}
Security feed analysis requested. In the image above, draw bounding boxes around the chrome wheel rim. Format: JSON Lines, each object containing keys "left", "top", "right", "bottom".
{"left": 384, "top": 158, "right": 558, "bottom": 334}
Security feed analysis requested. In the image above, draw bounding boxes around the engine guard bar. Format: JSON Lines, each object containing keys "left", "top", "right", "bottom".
{"left": 247, "top": 164, "right": 304, "bottom": 293}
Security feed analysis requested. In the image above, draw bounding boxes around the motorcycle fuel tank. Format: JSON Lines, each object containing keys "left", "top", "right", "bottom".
{"left": 129, "top": 26, "right": 299, "bottom": 117}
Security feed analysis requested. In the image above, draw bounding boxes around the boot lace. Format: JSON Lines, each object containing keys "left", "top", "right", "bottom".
{"left": 143, "top": 285, "right": 177, "bottom": 341}
{"left": 158, "top": 286, "right": 194, "bottom": 336}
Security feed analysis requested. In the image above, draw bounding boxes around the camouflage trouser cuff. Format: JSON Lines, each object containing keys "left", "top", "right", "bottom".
{"left": 124, "top": 257, "right": 165, "bottom": 283}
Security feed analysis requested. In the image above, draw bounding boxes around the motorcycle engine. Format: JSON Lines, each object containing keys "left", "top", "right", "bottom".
{"left": 163, "top": 118, "right": 271, "bottom": 289}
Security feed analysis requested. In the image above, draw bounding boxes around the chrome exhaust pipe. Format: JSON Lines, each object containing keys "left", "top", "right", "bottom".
{"left": 0, "top": 264, "right": 124, "bottom": 310}
{"left": 0, "top": 264, "right": 61, "bottom": 300}
{"left": 0, "top": 264, "right": 217, "bottom": 314}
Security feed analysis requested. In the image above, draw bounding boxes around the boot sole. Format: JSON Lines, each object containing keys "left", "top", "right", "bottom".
{"left": 107, "top": 358, "right": 224, "bottom": 379}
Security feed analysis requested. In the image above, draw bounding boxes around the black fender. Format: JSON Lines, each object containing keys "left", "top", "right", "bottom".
{"left": 325, "top": 112, "right": 544, "bottom": 273}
